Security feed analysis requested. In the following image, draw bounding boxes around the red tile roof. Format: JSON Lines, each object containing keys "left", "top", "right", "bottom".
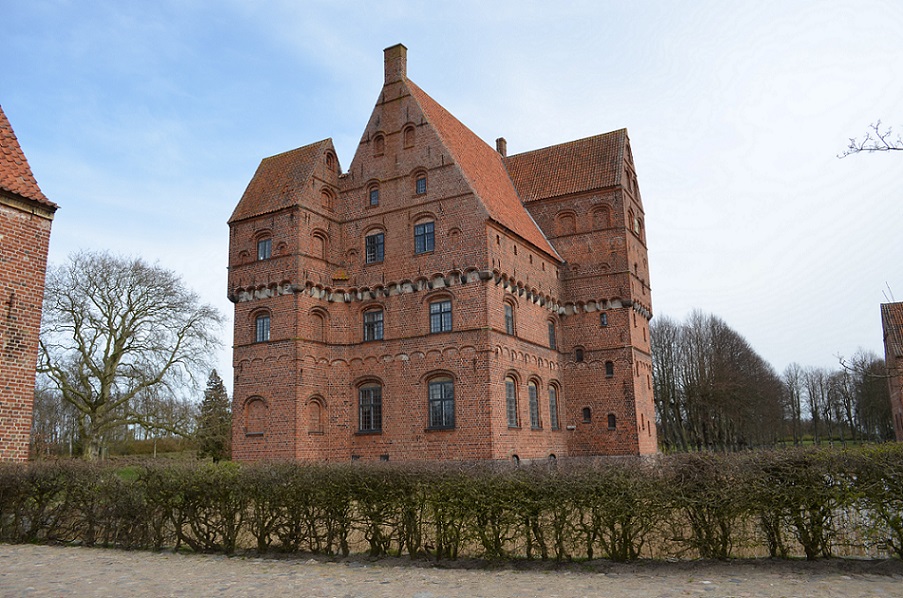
{"left": 229, "top": 139, "right": 332, "bottom": 223}
{"left": 505, "top": 130, "right": 625, "bottom": 202}
{"left": 0, "top": 105, "right": 56, "bottom": 209}
{"left": 406, "top": 81, "right": 559, "bottom": 260}
{"left": 883, "top": 302, "right": 903, "bottom": 359}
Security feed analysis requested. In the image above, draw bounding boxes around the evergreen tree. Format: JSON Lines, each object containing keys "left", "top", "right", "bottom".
{"left": 196, "top": 370, "right": 232, "bottom": 462}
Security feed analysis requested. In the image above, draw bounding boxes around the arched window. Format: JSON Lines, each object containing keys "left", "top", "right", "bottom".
{"left": 373, "top": 133, "right": 385, "bottom": 155}
{"left": 358, "top": 384, "right": 383, "bottom": 433}
{"left": 592, "top": 206, "right": 610, "bottom": 229}
{"left": 245, "top": 398, "right": 266, "bottom": 436}
{"left": 403, "top": 125, "right": 415, "bottom": 148}
{"left": 548, "top": 386, "right": 560, "bottom": 430}
{"left": 322, "top": 189, "right": 335, "bottom": 211}
{"left": 582, "top": 407, "right": 592, "bottom": 423}
{"left": 255, "top": 313, "right": 270, "bottom": 343}
{"left": 528, "top": 382, "right": 540, "bottom": 429}
{"left": 547, "top": 321, "right": 557, "bottom": 350}
{"left": 308, "top": 399, "right": 324, "bottom": 434}
{"left": 368, "top": 183, "right": 380, "bottom": 207}
{"left": 415, "top": 173, "right": 427, "bottom": 195}
{"left": 575, "top": 347, "right": 585, "bottom": 363}
{"left": 363, "top": 308, "right": 384, "bottom": 341}
{"left": 504, "top": 301, "right": 515, "bottom": 335}
{"left": 557, "top": 212, "right": 576, "bottom": 235}
{"left": 428, "top": 377, "right": 454, "bottom": 429}
{"left": 505, "top": 376, "right": 518, "bottom": 427}
{"left": 310, "top": 310, "right": 327, "bottom": 343}
{"left": 605, "top": 361, "right": 614, "bottom": 377}
{"left": 325, "top": 151, "right": 336, "bottom": 171}
{"left": 608, "top": 413, "right": 617, "bottom": 430}
{"left": 312, "top": 232, "right": 328, "bottom": 260}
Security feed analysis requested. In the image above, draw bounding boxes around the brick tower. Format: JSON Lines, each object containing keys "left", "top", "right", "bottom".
{"left": 0, "top": 105, "right": 57, "bottom": 461}
{"left": 228, "top": 45, "right": 655, "bottom": 462}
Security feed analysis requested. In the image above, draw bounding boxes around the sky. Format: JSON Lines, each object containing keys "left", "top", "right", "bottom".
{"left": 2, "top": 0, "right": 901, "bottom": 395}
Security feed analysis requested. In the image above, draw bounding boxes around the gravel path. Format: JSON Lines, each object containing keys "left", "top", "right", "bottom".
{"left": 1, "top": 544, "right": 902, "bottom": 597}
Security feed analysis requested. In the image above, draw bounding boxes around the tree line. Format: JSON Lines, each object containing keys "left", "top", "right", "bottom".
{"left": 651, "top": 311, "right": 893, "bottom": 452}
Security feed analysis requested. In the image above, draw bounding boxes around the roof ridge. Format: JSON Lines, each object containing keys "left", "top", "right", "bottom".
{"left": 506, "top": 128, "right": 626, "bottom": 160}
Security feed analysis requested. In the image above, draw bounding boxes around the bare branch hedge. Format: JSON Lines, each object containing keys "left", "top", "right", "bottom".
{"left": 2, "top": 445, "right": 901, "bottom": 561}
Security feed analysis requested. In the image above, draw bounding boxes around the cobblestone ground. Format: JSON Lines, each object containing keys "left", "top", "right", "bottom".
{"left": 1, "top": 544, "right": 902, "bottom": 597}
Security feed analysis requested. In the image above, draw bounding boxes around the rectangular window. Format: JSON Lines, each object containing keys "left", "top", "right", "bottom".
{"left": 369, "top": 188, "right": 379, "bottom": 206}
{"left": 365, "top": 232, "right": 384, "bottom": 264}
{"left": 528, "top": 384, "right": 540, "bottom": 429}
{"left": 414, "top": 221, "right": 435, "bottom": 254}
{"left": 255, "top": 315, "right": 270, "bottom": 343}
{"left": 359, "top": 386, "right": 383, "bottom": 432}
{"left": 549, "top": 387, "right": 559, "bottom": 430}
{"left": 548, "top": 321, "right": 557, "bottom": 350}
{"left": 428, "top": 379, "right": 455, "bottom": 429}
{"left": 506, "top": 379, "right": 518, "bottom": 427}
{"left": 257, "top": 238, "right": 272, "bottom": 260}
{"left": 429, "top": 300, "right": 452, "bottom": 333}
{"left": 363, "top": 310, "right": 384, "bottom": 341}
{"left": 415, "top": 176, "right": 427, "bottom": 195}
{"left": 504, "top": 304, "right": 514, "bottom": 335}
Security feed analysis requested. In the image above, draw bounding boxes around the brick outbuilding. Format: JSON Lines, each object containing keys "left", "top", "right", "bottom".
{"left": 0, "top": 105, "right": 57, "bottom": 461}
{"left": 228, "top": 45, "right": 656, "bottom": 462}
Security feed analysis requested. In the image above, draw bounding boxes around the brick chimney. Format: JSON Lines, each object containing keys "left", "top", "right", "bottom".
{"left": 496, "top": 137, "right": 507, "bottom": 157}
{"left": 384, "top": 44, "right": 407, "bottom": 84}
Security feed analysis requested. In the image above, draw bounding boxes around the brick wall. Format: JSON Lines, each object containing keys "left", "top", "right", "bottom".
{"left": 0, "top": 199, "right": 53, "bottom": 461}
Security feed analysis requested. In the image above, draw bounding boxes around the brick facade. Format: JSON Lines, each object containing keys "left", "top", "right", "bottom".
{"left": 881, "top": 302, "right": 903, "bottom": 441}
{"left": 0, "top": 105, "right": 57, "bottom": 461}
{"left": 228, "top": 45, "right": 656, "bottom": 462}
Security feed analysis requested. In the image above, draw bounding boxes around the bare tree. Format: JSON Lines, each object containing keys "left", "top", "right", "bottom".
{"left": 839, "top": 121, "right": 903, "bottom": 157}
{"left": 38, "top": 250, "right": 223, "bottom": 460}
{"left": 782, "top": 363, "right": 805, "bottom": 445}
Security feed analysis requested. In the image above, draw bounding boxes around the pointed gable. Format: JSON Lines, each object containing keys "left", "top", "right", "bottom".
{"left": 505, "top": 130, "right": 625, "bottom": 203}
{"left": 0, "top": 105, "right": 56, "bottom": 210}
{"left": 229, "top": 139, "right": 333, "bottom": 223}
{"left": 405, "top": 81, "right": 559, "bottom": 260}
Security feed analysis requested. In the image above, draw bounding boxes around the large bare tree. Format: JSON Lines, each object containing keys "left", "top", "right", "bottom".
{"left": 38, "top": 251, "right": 223, "bottom": 460}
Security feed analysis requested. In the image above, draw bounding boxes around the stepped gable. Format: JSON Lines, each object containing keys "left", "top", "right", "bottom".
{"left": 406, "top": 81, "right": 560, "bottom": 261}
{"left": 884, "top": 302, "right": 903, "bottom": 358}
{"left": 229, "top": 139, "right": 333, "bottom": 223}
{"left": 0, "top": 105, "right": 56, "bottom": 209}
{"left": 505, "top": 129, "right": 625, "bottom": 202}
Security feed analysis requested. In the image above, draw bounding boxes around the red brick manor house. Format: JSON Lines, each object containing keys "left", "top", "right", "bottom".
{"left": 228, "top": 45, "right": 656, "bottom": 462}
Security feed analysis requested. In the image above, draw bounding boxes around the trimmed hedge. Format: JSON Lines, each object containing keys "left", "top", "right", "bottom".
{"left": 2, "top": 446, "right": 902, "bottom": 561}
